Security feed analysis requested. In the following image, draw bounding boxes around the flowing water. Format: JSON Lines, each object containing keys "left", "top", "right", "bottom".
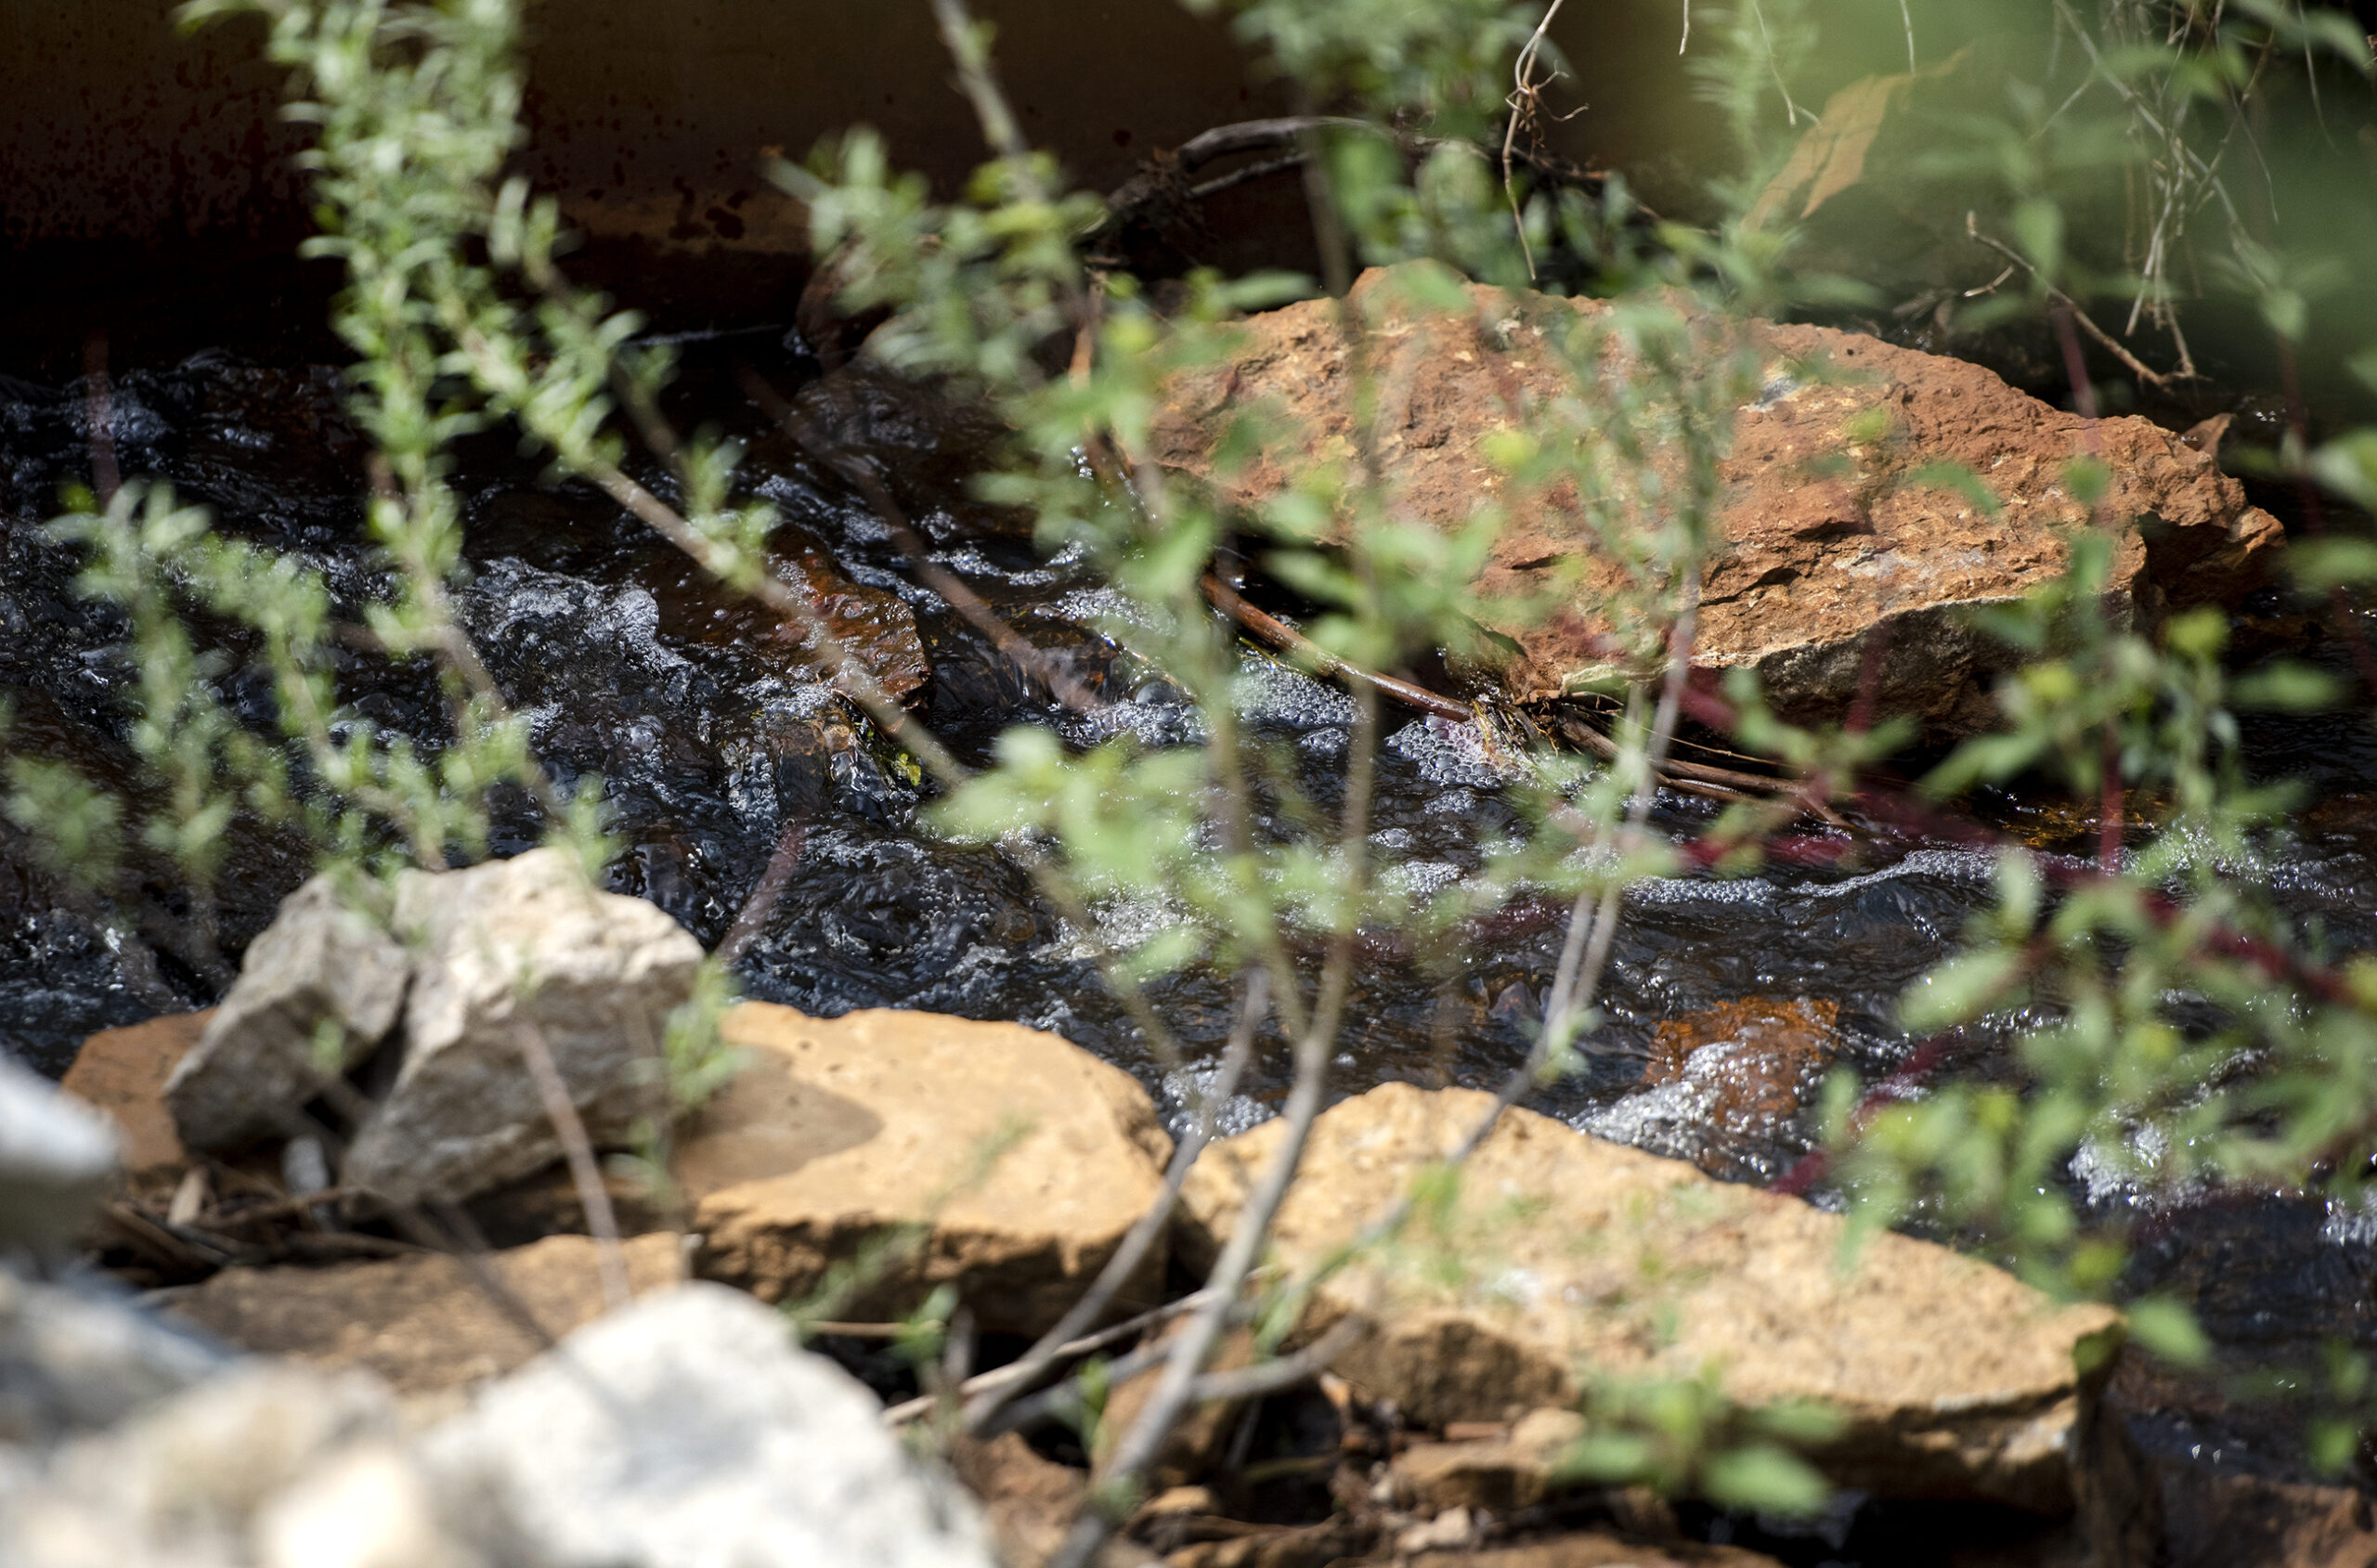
{"left": 6, "top": 330, "right": 2377, "bottom": 1530}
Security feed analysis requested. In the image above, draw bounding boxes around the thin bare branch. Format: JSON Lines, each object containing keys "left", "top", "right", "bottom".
{"left": 1964, "top": 214, "right": 2187, "bottom": 389}
{"left": 1185, "top": 1315, "right": 1367, "bottom": 1404}
{"left": 965, "top": 971, "right": 1268, "bottom": 1432}
{"left": 881, "top": 1287, "right": 1222, "bottom": 1426}
{"left": 512, "top": 1013, "right": 630, "bottom": 1309}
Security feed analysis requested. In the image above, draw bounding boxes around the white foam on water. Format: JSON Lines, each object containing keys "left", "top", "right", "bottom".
{"left": 1160, "top": 1056, "right": 1276, "bottom": 1140}
{"left": 1789, "top": 846, "right": 1996, "bottom": 900}
{"left": 1572, "top": 1079, "right": 1713, "bottom": 1160}
{"left": 1387, "top": 716, "right": 1526, "bottom": 789}
{"left": 1234, "top": 653, "right": 1357, "bottom": 729}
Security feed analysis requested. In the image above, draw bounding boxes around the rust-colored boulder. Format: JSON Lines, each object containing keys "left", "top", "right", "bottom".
{"left": 1177, "top": 1082, "right": 2121, "bottom": 1512}
{"left": 1152, "top": 266, "right": 2282, "bottom": 732}
{"left": 677, "top": 1002, "right": 1173, "bottom": 1335}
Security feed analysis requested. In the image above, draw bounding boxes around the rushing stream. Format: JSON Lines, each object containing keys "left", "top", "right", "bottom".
{"left": 6, "top": 328, "right": 2377, "bottom": 1512}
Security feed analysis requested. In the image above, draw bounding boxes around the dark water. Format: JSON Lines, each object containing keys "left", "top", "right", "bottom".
{"left": 6, "top": 332, "right": 2377, "bottom": 1518}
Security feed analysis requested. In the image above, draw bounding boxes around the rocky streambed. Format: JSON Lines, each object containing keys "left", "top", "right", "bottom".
{"left": 5, "top": 285, "right": 2377, "bottom": 1565}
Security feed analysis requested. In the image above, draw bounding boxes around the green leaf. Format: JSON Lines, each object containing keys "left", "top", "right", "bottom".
{"left": 1901, "top": 948, "right": 2025, "bottom": 1033}
{"left": 2290, "top": 534, "right": 2377, "bottom": 591}
{"left": 2229, "top": 663, "right": 2344, "bottom": 712}
{"left": 1700, "top": 1442, "right": 1832, "bottom": 1515}
{"left": 2124, "top": 1296, "right": 2210, "bottom": 1368}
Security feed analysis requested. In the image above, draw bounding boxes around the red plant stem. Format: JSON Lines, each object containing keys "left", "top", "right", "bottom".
{"left": 1770, "top": 1033, "right": 1956, "bottom": 1198}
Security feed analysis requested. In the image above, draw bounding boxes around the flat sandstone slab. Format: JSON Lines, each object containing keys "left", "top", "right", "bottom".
{"left": 1178, "top": 1082, "right": 2120, "bottom": 1511}
{"left": 677, "top": 1002, "right": 1174, "bottom": 1335}
{"left": 160, "top": 1232, "right": 685, "bottom": 1393}
{"left": 1153, "top": 265, "right": 2281, "bottom": 731}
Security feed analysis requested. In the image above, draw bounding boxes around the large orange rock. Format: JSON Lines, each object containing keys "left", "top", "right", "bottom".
{"left": 1178, "top": 1082, "right": 2122, "bottom": 1512}
{"left": 677, "top": 1002, "right": 1174, "bottom": 1335}
{"left": 1153, "top": 266, "right": 2282, "bottom": 732}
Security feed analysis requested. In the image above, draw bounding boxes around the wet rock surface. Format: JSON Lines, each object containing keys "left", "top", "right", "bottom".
{"left": 679, "top": 1000, "right": 1174, "bottom": 1334}
{"left": 1180, "top": 1082, "right": 2120, "bottom": 1510}
{"left": 1152, "top": 265, "right": 2285, "bottom": 730}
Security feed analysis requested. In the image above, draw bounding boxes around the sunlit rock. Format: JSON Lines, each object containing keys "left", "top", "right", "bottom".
{"left": 1178, "top": 1082, "right": 2122, "bottom": 1511}
{"left": 0, "top": 1266, "right": 224, "bottom": 1445}
{"left": 418, "top": 1283, "right": 996, "bottom": 1568}
{"left": 61, "top": 1010, "right": 209, "bottom": 1178}
{"left": 1153, "top": 264, "right": 2284, "bottom": 733}
{"left": 677, "top": 1001, "right": 1173, "bottom": 1335}
{"left": 342, "top": 848, "right": 704, "bottom": 1207}
{"left": 163, "top": 1233, "right": 684, "bottom": 1395}
{"left": 164, "top": 874, "right": 410, "bottom": 1153}
{"left": 0, "top": 1360, "right": 438, "bottom": 1568}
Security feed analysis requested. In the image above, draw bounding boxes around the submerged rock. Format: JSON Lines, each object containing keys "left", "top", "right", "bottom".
{"left": 1153, "top": 265, "right": 2283, "bottom": 732}
{"left": 1177, "top": 1082, "right": 2120, "bottom": 1511}
{"left": 418, "top": 1282, "right": 995, "bottom": 1568}
{"left": 342, "top": 849, "right": 704, "bottom": 1207}
{"left": 677, "top": 1001, "right": 1173, "bottom": 1335}
{"left": 161, "top": 1233, "right": 685, "bottom": 1394}
{"left": 164, "top": 873, "right": 410, "bottom": 1154}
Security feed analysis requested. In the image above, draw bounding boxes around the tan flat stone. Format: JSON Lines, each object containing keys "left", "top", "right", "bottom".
{"left": 1406, "top": 1535, "right": 1786, "bottom": 1567}
{"left": 1178, "top": 1083, "right": 2120, "bottom": 1511}
{"left": 678, "top": 1002, "right": 1174, "bottom": 1335}
{"left": 1395, "top": 1407, "right": 1588, "bottom": 1514}
{"left": 159, "top": 1231, "right": 683, "bottom": 1393}
{"left": 62, "top": 1009, "right": 212, "bottom": 1173}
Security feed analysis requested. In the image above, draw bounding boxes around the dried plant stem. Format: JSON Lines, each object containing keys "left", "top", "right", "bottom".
{"left": 1051, "top": 1018, "right": 1333, "bottom": 1568}
{"left": 512, "top": 1015, "right": 630, "bottom": 1309}
{"left": 1052, "top": 680, "right": 1377, "bottom": 1568}
{"left": 1966, "top": 214, "right": 2183, "bottom": 390}
{"left": 1503, "top": 0, "right": 1571, "bottom": 279}
{"left": 1186, "top": 1315, "right": 1367, "bottom": 1404}
{"left": 1203, "top": 574, "right": 1474, "bottom": 723}
{"left": 882, "top": 1287, "right": 1222, "bottom": 1427}
{"left": 965, "top": 972, "right": 1268, "bottom": 1432}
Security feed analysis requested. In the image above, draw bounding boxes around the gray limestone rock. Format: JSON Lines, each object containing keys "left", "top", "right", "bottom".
{"left": 0, "top": 1267, "right": 226, "bottom": 1445}
{"left": 0, "top": 1057, "right": 121, "bottom": 1260}
{"left": 163, "top": 872, "right": 409, "bottom": 1154}
{"left": 419, "top": 1282, "right": 995, "bottom": 1568}
{"left": 342, "top": 849, "right": 702, "bottom": 1206}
